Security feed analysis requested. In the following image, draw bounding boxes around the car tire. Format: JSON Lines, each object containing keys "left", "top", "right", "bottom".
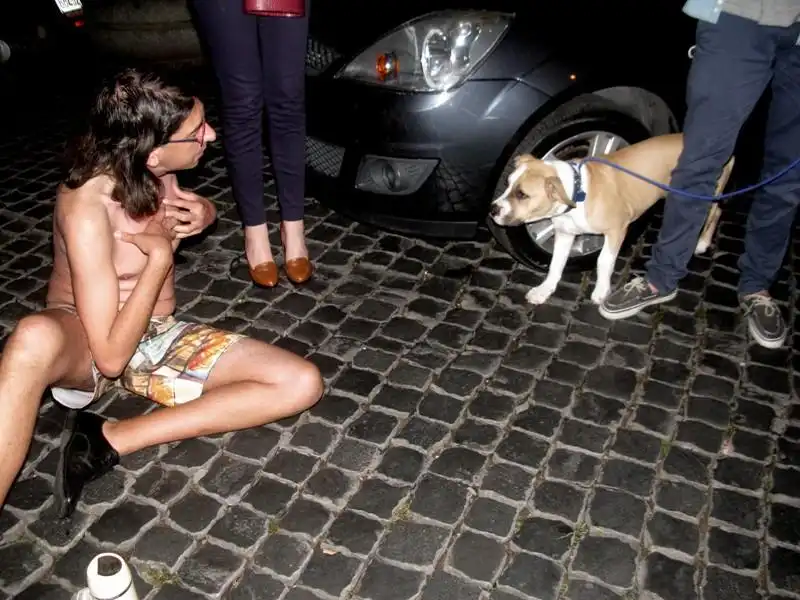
{"left": 487, "top": 95, "right": 654, "bottom": 273}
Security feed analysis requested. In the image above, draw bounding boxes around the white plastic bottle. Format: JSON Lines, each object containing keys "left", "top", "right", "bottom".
{"left": 73, "top": 553, "right": 139, "bottom": 600}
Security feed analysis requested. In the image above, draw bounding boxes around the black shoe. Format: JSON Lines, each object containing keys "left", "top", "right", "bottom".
{"left": 599, "top": 276, "right": 678, "bottom": 320}
{"left": 55, "top": 411, "right": 119, "bottom": 519}
{"left": 740, "top": 293, "right": 787, "bottom": 349}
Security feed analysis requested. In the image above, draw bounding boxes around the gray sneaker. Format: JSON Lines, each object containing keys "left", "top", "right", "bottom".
{"left": 740, "top": 293, "right": 786, "bottom": 349}
{"left": 599, "top": 276, "right": 678, "bottom": 320}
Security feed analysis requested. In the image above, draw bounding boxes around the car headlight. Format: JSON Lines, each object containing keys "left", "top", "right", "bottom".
{"left": 337, "top": 11, "right": 512, "bottom": 92}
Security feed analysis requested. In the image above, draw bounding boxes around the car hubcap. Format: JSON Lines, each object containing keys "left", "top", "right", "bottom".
{"left": 525, "top": 130, "right": 629, "bottom": 257}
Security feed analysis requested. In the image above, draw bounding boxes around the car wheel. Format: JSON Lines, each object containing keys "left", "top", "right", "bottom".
{"left": 487, "top": 95, "right": 654, "bottom": 273}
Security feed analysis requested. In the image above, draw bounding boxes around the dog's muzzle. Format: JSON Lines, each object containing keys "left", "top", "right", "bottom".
{"left": 489, "top": 201, "right": 507, "bottom": 224}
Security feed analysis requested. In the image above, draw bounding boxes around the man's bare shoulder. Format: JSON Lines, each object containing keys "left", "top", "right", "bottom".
{"left": 55, "top": 176, "right": 115, "bottom": 230}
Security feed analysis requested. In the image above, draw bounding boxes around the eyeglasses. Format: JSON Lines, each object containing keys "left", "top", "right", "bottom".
{"left": 167, "top": 119, "right": 206, "bottom": 145}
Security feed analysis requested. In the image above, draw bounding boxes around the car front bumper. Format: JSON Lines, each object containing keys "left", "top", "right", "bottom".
{"left": 305, "top": 72, "right": 550, "bottom": 239}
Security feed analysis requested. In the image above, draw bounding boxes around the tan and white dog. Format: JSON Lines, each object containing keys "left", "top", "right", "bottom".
{"left": 489, "top": 133, "right": 734, "bottom": 306}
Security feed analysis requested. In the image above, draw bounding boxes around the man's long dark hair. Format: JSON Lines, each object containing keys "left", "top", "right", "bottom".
{"left": 64, "top": 69, "right": 195, "bottom": 218}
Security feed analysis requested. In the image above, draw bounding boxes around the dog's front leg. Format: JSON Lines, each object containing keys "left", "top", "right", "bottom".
{"left": 526, "top": 230, "right": 575, "bottom": 305}
{"left": 591, "top": 230, "right": 624, "bottom": 304}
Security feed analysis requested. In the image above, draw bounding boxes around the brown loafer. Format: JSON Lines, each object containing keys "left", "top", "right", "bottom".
{"left": 249, "top": 261, "right": 279, "bottom": 288}
{"left": 284, "top": 257, "right": 313, "bottom": 284}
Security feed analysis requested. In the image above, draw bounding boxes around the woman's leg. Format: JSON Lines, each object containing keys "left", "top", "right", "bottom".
{"left": 258, "top": 14, "right": 309, "bottom": 263}
{"left": 193, "top": 0, "right": 274, "bottom": 268}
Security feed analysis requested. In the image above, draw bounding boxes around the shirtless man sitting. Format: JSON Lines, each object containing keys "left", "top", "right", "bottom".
{"left": 0, "top": 70, "right": 324, "bottom": 518}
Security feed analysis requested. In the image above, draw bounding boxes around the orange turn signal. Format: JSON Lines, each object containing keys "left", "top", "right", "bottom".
{"left": 376, "top": 52, "right": 399, "bottom": 81}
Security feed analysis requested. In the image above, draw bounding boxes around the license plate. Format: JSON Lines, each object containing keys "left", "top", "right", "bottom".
{"left": 54, "top": 0, "right": 82, "bottom": 14}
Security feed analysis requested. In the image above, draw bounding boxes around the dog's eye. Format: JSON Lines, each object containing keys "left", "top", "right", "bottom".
{"left": 512, "top": 188, "right": 526, "bottom": 200}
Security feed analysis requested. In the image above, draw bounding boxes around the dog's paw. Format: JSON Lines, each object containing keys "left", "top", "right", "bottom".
{"left": 526, "top": 285, "right": 555, "bottom": 305}
{"left": 694, "top": 239, "right": 711, "bottom": 255}
{"left": 590, "top": 288, "right": 610, "bottom": 305}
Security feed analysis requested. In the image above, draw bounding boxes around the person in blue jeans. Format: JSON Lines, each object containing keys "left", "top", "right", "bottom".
{"left": 192, "top": 0, "right": 313, "bottom": 288}
{"left": 599, "top": 1, "right": 800, "bottom": 350}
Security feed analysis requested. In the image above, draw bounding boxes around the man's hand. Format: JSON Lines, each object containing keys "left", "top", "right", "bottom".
{"left": 115, "top": 207, "right": 177, "bottom": 262}
{"left": 163, "top": 186, "right": 216, "bottom": 239}
{"left": 115, "top": 229, "right": 174, "bottom": 264}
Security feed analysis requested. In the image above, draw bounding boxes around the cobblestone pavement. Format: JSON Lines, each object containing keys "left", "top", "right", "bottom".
{"left": 1, "top": 79, "right": 799, "bottom": 600}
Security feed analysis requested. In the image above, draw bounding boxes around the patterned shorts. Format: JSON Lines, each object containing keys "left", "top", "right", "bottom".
{"left": 51, "top": 316, "right": 244, "bottom": 410}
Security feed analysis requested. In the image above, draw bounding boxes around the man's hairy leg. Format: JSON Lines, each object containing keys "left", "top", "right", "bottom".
{"left": 101, "top": 339, "right": 323, "bottom": 454}
{"left": 0, "top": 310, "right": 92, "bottom": 507}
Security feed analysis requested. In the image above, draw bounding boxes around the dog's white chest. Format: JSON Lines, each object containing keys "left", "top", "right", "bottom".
{"left": 552, "top": 203, "right": 597, "bottom": 235}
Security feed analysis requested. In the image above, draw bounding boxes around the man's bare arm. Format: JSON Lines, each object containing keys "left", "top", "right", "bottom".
{"left": 60, "top": 199, "right": 173, "bottom": 378}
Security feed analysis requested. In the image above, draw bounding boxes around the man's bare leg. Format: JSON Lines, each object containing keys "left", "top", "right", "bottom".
{"left": 98, "top": 338, "right": 322, "bottom": 456}
{"left": 53, "top": 335, "right": 322, "bottom": 518}
{"left": 0, "top": 310, "right": 93, "bottom": 507}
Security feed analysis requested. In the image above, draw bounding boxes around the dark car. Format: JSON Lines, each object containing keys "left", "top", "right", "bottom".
{"left": 0, "top": 0, "right": 85, "bottom": 64}
{"left": 304, "top": 0, "right": 697, "bottom": 272}
{"left": 0, "top": 0, "right": 88, "bottom": 115}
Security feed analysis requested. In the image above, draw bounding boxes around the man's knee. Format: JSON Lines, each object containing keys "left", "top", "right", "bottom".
{"left": 6, "top": 314, "right": 65, "bottom": 362}
{"left": 287, "top": 359, "right": 324, "bottom": 411}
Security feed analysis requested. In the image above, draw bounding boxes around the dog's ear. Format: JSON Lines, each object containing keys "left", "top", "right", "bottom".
{"left": 513, "top": 154, "right": 536, "bottom": 170}
{"left": 544, "top": 176, "right": 576, "bottom": 208}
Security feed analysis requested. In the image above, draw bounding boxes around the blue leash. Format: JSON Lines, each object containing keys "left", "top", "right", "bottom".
{"left": 577, "top": 155, "right": 800, "bottom": 201}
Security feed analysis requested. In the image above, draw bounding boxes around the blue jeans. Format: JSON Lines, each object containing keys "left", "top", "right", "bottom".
{"left": 647, "top": 13, "right": 800, "bottom": 296}
{"left": 193, "top": 0, "right": 308, "bottom": 225}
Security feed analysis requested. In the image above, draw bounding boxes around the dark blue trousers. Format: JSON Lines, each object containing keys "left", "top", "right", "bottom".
{"left": 647, "top": 13, "right": 800, "bottom": 296}
{"left": 193, "top": 0, "right": 307, "bottom": 226}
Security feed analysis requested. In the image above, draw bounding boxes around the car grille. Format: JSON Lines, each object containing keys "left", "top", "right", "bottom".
{"left": 305, "top": 37, "right": 341, "bottom": 75}
{"left": 305, "top": 136, "right": 344, "bottom": 178}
